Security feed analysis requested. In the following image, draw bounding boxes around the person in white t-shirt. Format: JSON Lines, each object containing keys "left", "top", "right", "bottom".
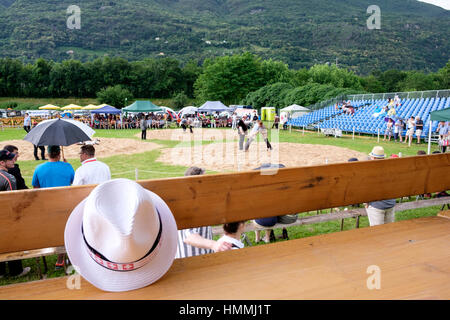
{"left": 218, "top": 221, "right": 246, "bottom": 250}
{"left": 73, "top": 145, "right": 111, "bottom": 186}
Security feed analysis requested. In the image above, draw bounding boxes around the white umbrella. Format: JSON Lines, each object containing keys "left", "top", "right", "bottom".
{"left": 178, "top": 106, "right": 198, "bottom": 118}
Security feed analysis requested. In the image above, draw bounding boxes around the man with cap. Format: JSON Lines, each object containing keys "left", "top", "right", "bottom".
{"left": 73, "top": 145, "right": 111, "bottom": 186}
{"left": 0, "top": 149, "right": 31, "bottom": 278}
{"left": 32, "top": 145, "right": 75, "bottom": 269}
{"left": 175, "top": 166, "right": 232, "bottom": 258}
{"left": 365, "top": 146, "right": 396, "bottom": 226}
{"left": 3, "top": 145, "right": 28, "bottom": 190}
{"left": 0, "top": 149, "right": 17, "bottom": 191}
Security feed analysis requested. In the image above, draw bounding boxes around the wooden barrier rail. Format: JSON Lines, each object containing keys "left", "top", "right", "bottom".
{"left": 0, "top": 153, "right": 449, "bottom": 254}
{"left": 0, "top": 154, "right": 449, "bottom": 299}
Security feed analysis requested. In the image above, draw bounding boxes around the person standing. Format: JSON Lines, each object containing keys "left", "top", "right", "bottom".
{"left": 32, "top": 145, "right": 74, "bottom": 269}
{"left": 0, "top": 149, "right": 31, "bottom": 279}
{"left": 415, "top": 116, "right": 424, "bottom": 144}
{"left": 365, "top": 146, "right": 396, "bottom": 226}
{"left": 72, "top": 145, "right": 111, "bottom": 186}
{"left": 175, "top": 167, "right": 232, "bottom": 259}
{"left": 405, "top": 116, "right": 416, "bottom": 147}
{"left": 140, "top": 115, "right": 147, "bottom": 140}
{"left": 436, "top": 121, "right": 449, "bottom": 153}
{"left": 272, "top": 114, "right": 280, "bottom": 129}
{"left": 232, "top": 113, "right": 237, "bottom": 130}
{"left": 394, "top": 118, "right": 403, "bottom": 143}
{"left": 33, "top": 144, "right": 46, "bottom": 161}
{"left": 237, "top": 117, "right": 248, "bottom": 151}
{"left": 3, "top": 145, "right": 28, "bottom": 190}
{"left": 23, "top": 113, "right": 31, "bottom": 133}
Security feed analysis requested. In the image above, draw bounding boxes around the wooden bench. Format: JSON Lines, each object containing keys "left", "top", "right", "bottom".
{"left": 0, "top": 153, "right": 449, "bottom": 299}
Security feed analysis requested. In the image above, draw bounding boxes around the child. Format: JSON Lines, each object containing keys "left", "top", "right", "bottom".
{"left": 218, "top": 221, "right": 246, "bottom": 249}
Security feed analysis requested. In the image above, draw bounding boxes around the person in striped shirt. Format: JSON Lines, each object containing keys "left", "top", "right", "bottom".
{"left": 175, "top": 166, "right": 233, "bottom": 259}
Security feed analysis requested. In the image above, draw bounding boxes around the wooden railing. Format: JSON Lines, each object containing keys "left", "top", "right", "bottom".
{"left": 0, "top": 153, "right": 449, "bottom": 299}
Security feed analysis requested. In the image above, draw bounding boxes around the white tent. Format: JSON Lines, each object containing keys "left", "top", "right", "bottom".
{"left": 281, "top": 104, "right": 310, "bottom": 119}
{"left": 198, "top": 101, "right": 231, "bottom": 113}
{"left": 178, "top": 106, "right": 198, "bottom": 118}
{"left": 281, "top": 104, "right": 310, "bottom": 113}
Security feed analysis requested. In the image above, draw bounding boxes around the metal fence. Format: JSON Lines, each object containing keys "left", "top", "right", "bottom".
{"left": 306, "top": 89, "right": 450, "bottom": 111}
{"left": 348, "top": 89, "right": 450, "bottom": 102}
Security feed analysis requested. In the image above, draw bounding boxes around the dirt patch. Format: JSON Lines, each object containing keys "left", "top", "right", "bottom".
{"left": 135, "top": 128, "right": 236, "bottom": 142}
{"left": 2, "top": 138, "right": 161, "bottom": 161}
{"left": 157, "top": 141, "right": 369, "bottom": 172}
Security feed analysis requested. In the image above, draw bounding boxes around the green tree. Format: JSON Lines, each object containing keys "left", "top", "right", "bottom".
{"left": 97, "top": 85, "right": 133, "bottom": 108}
{"left": 172, "top": 91, "right": 189, "bottom": 109}
{"left": 242, "top": 82, "right": 293, "bottom": 109}
{"left": 397, "top": 71, "right": 435, "bottom": 92}
{"left": 194, "top": 52, "right": 265, "bottom": 105}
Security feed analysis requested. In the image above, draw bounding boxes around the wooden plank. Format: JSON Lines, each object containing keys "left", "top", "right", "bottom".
{"left": 1, "top": 216, "right": 449, "bottom": 300}
{"left": 0, "top": 154, "right": 449, "bottom": 253}
{"left": 0, "top": 247, "right": 65, "bottom": 263}
{"left": 2, "top": 198, "right": 447, "bottom": 263}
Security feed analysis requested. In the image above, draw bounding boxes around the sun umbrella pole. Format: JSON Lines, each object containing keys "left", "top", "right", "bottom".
{"left": 61, "top": 146, "right": 65, "bottom": 161}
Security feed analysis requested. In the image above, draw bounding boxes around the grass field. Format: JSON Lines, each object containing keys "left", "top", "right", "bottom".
{"left": 0, "top": 126, "right": 446, "bottom": 286}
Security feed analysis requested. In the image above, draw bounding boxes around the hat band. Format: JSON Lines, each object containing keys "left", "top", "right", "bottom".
{"left": 82, "top": 210, "right": 163, "bottom": 272}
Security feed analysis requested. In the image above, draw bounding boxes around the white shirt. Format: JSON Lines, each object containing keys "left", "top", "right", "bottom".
{"left": 24, "top": 115, "right": 31, "bottom": 126}
{"left": 73, "top": 158, "right": 111, "bottom": 186}
{"left": 218, "top": 235, "right": 244, "bottom": 250}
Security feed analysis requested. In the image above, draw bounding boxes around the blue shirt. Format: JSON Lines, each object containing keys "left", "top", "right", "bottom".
{"left": 32, "top": 161, "right": 75, "bottom": 188}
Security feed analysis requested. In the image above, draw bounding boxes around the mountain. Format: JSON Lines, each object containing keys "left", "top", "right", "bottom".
{"left": 0, "top": 0, "right": 448, "bottom": 74}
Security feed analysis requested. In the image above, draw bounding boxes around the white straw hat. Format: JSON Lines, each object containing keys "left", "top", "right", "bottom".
{"left": 64, "top": 178, "right": 178, "bottom": 292}
{"left": 369, "top": 146, "right": 385, "bottom": 159}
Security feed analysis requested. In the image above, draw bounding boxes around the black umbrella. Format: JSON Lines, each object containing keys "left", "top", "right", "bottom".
{"left": 24, "top": 119, "right": 93, "bottom": 159}
{"left": 24, "top": 118, "right": 92, "bottom": 146}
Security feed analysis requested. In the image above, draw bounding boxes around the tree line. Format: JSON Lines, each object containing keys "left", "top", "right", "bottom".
{"left": 0, "top": 53, "right": 448, "bottom": 109}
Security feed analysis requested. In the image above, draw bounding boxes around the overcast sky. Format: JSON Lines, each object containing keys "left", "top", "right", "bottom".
{"left": 418, "top": 0, "right": 450, "bottom": 10}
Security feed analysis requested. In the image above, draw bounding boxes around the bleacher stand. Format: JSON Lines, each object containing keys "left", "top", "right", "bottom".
{"left": 288, "top": 97, "right": 449, "bottom": 140}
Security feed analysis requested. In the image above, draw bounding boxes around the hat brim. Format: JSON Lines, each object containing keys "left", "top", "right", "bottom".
{"left": 369, "top": 153, "right": 385, "bottom": 159}
{"left": 64, "top": 190, "right": 178, "bottom": 292}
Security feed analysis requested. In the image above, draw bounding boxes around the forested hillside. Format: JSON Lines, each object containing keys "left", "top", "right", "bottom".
{"left": 0, "top": 0, "right": 448, "bottom": 74}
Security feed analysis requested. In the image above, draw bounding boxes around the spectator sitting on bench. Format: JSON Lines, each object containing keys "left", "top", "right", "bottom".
{"left": 218, "top": 221, "right": 246, "bottom": 250}
{"left": 253, "top": 164, "right": 297, "bottom": 243}
{"left": 175, "top": 167, "right": 232, "bottom": 258}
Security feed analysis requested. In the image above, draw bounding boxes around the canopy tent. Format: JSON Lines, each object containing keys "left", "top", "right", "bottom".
{"left": 122, "top": 100, "right": 162, "bottom": 113}
{"left": 427, "top": 107, "right": 450, "bottom": 154}
{"left": 280, "top": 104, "right": 310, "bottom": 113}
{"left": 90, "top": 105, "right": 121, "bottom": 114}
{"left": 280, "top": 104, "right": 310, "bottom": 121}
{"left": 198, "top": 101, "right": 230, "bottom": 113}
{"left": 430, "top": 107, "right": 450, "bottom": 121}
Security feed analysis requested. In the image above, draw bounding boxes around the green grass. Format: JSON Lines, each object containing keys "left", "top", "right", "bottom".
{"left": 0, "top": 126, "right": 446, "bottom": 286}
{"left": 269, "top": 127, "right": 441, "bottom": 156}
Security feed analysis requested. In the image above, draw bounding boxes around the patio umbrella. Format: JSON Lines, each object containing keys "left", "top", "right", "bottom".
{"left": 62, "top": 104, "right": 82, "bottom": 110}
{"left": 39, "top": 104, "right": 60, "bottom": 110}
{"left": 82, "top": 104, "right": 102, "bottom": 110}
{"left": 24, "top": 118, "right": 94, "bottom": 158}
